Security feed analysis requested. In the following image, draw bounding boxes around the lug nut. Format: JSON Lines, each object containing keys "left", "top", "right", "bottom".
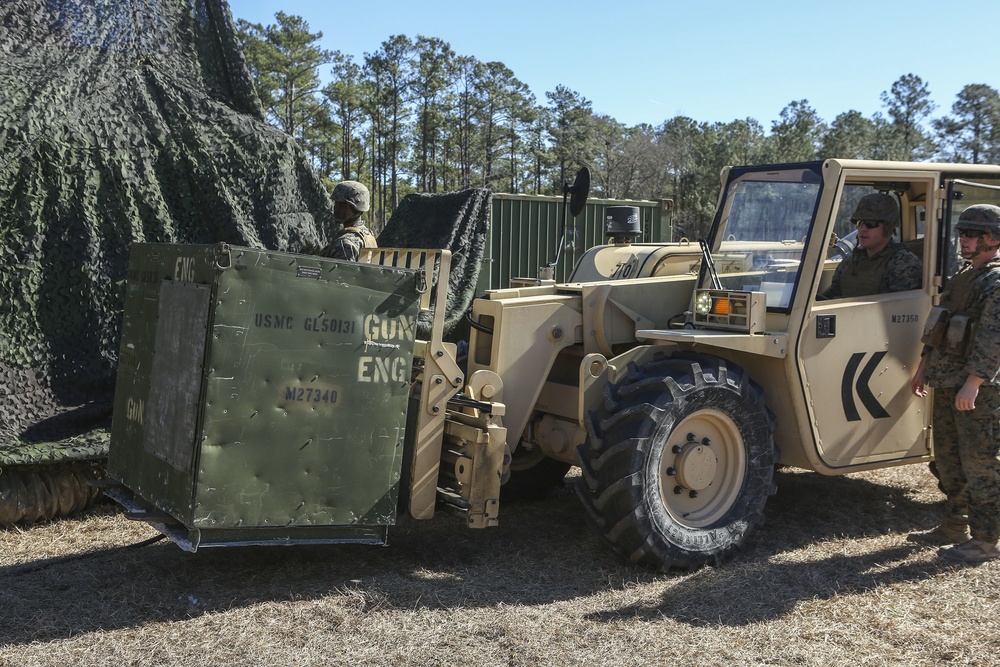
{"left": 687, "top": 433, "right": 697, "bottom": 442}
{"left": 689, "top": 490, "right": 698, "bottom": 499}
{"left": 673, "top": 486, "right": 684, "bottom": 495}
{"left": 666, "top": 467, "right": 676, "bottom": 476}
{"left": 672, "top": 445, "right": 683, "bottom": 454}
{"left": 702, "top": 437, "right": 711, "bottom": 446}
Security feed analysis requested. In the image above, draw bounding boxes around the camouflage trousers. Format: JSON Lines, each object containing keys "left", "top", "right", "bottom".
{"left": 932, "top": 386, "right": 1000, "bottom": 541}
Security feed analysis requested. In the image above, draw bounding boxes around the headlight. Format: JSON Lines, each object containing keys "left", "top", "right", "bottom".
{"left": 695, "top": 291, "right": 713, "bottom": 314}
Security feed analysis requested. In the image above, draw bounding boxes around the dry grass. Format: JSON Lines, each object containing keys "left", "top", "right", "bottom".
{"left": 1, "top": 465, "right": 998, "bottom": 667}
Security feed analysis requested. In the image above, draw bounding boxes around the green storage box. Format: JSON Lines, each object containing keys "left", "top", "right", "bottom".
{"left": 107, "top": 243, "right": 420, "bottom": 549}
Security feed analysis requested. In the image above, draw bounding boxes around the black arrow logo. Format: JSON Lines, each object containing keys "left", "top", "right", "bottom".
{"left": 841, "top": 351, "right": 891, "bottom": 422}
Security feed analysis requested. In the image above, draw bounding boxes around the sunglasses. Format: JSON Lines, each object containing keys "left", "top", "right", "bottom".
{"left": 853, "top": 220, "right": 882, "bottom": 229}
{"left": 957, "top": 229, "right": 985, "bottom": 239}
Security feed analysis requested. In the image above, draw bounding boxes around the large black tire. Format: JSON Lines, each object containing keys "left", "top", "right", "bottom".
{"left": 577, "top": 353, "right": 778, "bottom": 570}
{"left": 0, "top": 462, "right": 105, "bottom": 524}
{"left": 500, "top": 445, "right": 571, "bottom": 502}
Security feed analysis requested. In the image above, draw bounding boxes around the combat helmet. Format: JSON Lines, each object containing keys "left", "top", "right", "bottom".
{"left": 851, "top": 193, "right": 899, "bottom": 227}
{"left": 955, "top": 204, "right": 1000, "bottom": 237}
{"left": 332, "top": 180, "right": 370, "bottom": 212}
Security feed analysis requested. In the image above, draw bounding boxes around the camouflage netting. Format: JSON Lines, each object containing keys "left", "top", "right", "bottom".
{"left": 0, "top": 0, "right": 494, "bottom": 525}
{"left": 0, "top": 0, "right": 338, "bottom": 521}
{"left": 378, "top": 189, "right": 493, "bottom": 339}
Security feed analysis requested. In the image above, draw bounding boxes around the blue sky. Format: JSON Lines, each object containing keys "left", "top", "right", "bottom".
{"left": 227, "top": 0, "right": 1000, "bottom": 131}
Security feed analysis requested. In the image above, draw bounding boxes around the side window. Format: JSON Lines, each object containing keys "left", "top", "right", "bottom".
{"left": 944, "top": 181, "right": 1000, "bottom": 283}
{"left": 904, "top": 205, "right": 927, "bottom": 265}
{"left": 827, "top": 185, "right": 900, "bottom": 261}
{"left": 820, "top": 185, "right": 920, "bottom": 300}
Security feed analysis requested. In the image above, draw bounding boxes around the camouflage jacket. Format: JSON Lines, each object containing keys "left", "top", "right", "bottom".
{"left": 319, "top": 222, "right": 378, "bottom": 261}
{"left": 926, "top": 257, "right": 1000, "bottom": 387}
{"left": 822, "top": 241, "right": 922, "bottom": 299}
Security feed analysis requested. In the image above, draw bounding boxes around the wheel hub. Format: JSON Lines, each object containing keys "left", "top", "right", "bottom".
{"left": 673, "top": 443, "right": 717, "bottom": 491}
{"left": 658, "top": 408, "right": 748, "bottom": 527}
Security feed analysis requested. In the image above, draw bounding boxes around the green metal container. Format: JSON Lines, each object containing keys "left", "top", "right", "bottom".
{"left": 481, "top": 194, "right": 673, "bottom": 291}
{"left": 107, "top": 243, "right": 421, "bottom": 550}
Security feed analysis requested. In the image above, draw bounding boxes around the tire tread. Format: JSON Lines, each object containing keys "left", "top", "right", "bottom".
{"left": 576, "top": 352, "right": 778, "bottom": 570}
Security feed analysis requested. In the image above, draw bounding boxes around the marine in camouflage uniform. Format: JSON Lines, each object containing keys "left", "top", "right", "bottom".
{"left": 910, "top": 204, "right": 1000, "bottom": 563}
{"left": 319, "top": 180, "right": 378, "bottom": 261}
{"left": 820, "top": 193, "right": 922, "bottom": 299}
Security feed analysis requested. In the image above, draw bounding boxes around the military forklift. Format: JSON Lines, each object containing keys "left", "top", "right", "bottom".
{"left": 106, "top": 159, "right": 1000, "bottom": 570}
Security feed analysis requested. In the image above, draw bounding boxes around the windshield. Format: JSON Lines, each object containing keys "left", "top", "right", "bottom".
{"left": 704, "top": 165, "right": 823, "bottom": 310}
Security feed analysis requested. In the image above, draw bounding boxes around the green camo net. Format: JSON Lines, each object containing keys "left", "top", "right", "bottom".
{"left": 377, "top": 189, "right": 492, "bottom": 340}
{"left": 0, "top": 0, "right": 337, "bottom": 474}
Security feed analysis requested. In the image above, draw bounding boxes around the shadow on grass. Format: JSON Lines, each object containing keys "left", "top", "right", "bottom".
{"left": 585, "top": 467, "right": 957, "bottom": 627}
{"left": 584, "top": 542, "right": 958, "bottom": 627}
{"left": 0, "top": 466, "right": 949, "bottom": 642}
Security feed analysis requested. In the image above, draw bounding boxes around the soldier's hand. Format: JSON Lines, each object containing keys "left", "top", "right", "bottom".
{"left": 910, "top": 358, "right": 927, "bottom": 397}
{"left": 955, "top": 377, "right": 982, "bottom": 411}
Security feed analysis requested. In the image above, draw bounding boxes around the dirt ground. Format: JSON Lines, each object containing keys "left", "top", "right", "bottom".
{"left": 1, "top": 464, "right": 997, "bottom": 667}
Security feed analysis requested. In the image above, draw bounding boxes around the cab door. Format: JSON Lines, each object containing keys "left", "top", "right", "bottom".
{"left": 797, "top": 175, "right": 935, "bottom": 470}
{"left": 800, "top": 292, "right": 931, "bottom": 469}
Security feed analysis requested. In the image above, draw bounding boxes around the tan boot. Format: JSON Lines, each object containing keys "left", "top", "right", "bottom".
{"left": 907, "top": 520, "right": 971, "bottom": 546}
{"left": 939, "top": 538, "right": 1000, "bottom": 564}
